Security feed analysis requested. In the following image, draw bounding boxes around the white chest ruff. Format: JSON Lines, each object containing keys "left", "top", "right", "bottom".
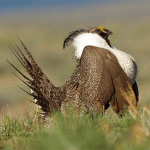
{"left": 72, "top": 33, "right": 137, "bottom": 85}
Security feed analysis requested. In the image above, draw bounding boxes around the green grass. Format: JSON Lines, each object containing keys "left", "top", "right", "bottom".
{"left": 1, "top": 104, "right": 150, "bottom": 150}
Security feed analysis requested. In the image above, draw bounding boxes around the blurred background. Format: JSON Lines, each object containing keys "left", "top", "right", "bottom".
{"left": 0, "top": 0, "right": 150, "bottom": 117}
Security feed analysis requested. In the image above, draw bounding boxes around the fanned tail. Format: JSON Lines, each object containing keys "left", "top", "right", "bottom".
{"left": 8, "top": 39, "right": 66, "bottom": 117}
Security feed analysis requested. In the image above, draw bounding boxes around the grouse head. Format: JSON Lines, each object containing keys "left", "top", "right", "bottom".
{"left": 88, "top": 26, "right": 113, "bottom": 39}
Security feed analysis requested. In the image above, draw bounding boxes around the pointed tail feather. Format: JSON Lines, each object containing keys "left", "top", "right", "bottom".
{"left": 8, "top": 39, "right": 66, "bottom": 116}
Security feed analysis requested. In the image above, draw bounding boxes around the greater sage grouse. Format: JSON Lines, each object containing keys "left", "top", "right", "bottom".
{"left": 8, "top": 26, "right": 138, "bottom": 118}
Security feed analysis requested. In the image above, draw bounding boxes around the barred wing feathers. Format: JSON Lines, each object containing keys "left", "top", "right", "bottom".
{"left": 82, "top": 46, "right": 137, "bottom": 114}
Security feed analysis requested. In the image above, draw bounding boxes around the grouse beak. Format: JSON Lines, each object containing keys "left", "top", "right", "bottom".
{"left": 109, "top": 30, "right": 113, "bottom": 35}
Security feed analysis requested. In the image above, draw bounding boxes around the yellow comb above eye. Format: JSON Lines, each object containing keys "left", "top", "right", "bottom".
{"left": 97, "top": 26, "right": 104, "bottom": 31}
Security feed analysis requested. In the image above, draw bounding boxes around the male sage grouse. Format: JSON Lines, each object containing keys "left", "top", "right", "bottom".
{"left": 8, "top": 26, "right": 138, "bottom": 118}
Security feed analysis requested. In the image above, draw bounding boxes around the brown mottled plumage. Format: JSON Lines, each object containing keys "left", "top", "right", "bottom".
{"left": 8, "top": 27, "right": 138, "bottom": 119}
{"left": 61, "top": 46, "right": 137, "bottom": 114}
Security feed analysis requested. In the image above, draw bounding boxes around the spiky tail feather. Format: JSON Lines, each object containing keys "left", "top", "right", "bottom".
{"left": 8, "top": 38, "right": 66, "bottom": 118}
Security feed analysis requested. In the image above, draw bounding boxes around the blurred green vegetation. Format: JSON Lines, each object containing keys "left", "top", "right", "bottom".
{"left": 1, "top": 103, "right": 150, "bottom": 150}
